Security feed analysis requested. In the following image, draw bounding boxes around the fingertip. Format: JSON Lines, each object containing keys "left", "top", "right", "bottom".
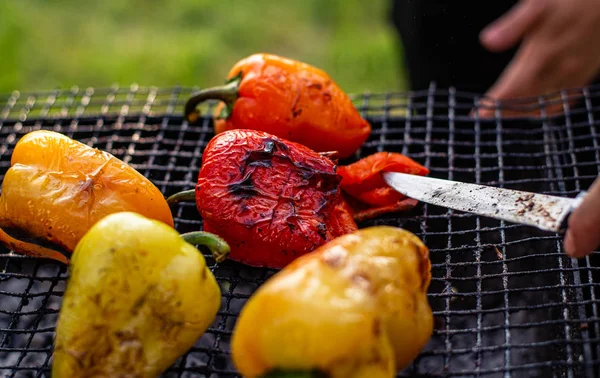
{"left": 565, "top": 229, "right": 593, "bottom": 259}
{"left": 480, "top": 0, "right": 543, "bottom": 53}
{"left": 474, "top": 109, "right": 495, "bottom": 119}
{"left": 476, "top": 95, "right": 501, "bottom": 119}
{"left": 564, "top": 231, "right": 577, "bottom": 257}
{"left": 480, "top": 28, "right": 503, "bottom": 52}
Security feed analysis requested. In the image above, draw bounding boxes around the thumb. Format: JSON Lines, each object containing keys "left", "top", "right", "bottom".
{"left": 564, "top": 177, "right": 600, "bottom": 258}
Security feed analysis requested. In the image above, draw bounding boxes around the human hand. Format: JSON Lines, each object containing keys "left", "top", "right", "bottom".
{"left": 476, "top": 0, "right": 600, "bottom": 118}
{"left": 564, "top": 177, "right": 600, "bottom": 258}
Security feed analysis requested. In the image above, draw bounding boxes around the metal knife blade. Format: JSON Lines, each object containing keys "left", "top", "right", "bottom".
{"left": 383, "top": 172, "right": 586, "bottom": 232}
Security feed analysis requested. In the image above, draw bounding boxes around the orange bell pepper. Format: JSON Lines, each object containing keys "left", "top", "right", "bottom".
{"left": 184, "top": 53, "right": 372, "bottom": 159}
{"left": 0, "top": 130, "right": 174, "bottom": 264}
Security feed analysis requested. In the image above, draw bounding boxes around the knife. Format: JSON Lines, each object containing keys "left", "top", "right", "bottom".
{"left": 382, "top": 172, "right": 586, "bottom": 232}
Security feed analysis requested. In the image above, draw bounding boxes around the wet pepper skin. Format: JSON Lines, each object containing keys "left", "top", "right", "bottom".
{"left": 52, "top": 212, "right": 224, "bottom": 378}
{"left": 0, "top": 130, "right": 174, "bottom": 264}
{"left": 339, "top": 152, "right": 430, "bottom": 209}
{"left": 231, "top": 226, "right": 434, "bottom": 378}
{"left": 186, "top": 53, "right": 372, "bottom": 159}
{"left": 189, "top": 129, "right": 428, "bottom": 269}
{"left": 196, "top": 129, "right": 358, "bottom": 268}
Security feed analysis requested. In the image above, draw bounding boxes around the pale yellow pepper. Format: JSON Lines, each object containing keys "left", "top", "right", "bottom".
{"left": 231, "top": 226, "right": 433, "bottom": 378}
{"left": 52, "top": 212, "right": 229, "bottom": 377}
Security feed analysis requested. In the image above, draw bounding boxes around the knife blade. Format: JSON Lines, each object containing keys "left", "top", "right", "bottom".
{"left": 382, "top": 172, "right": 586, "bottom": 232}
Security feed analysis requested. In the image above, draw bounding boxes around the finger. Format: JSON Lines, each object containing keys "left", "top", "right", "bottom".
{"left": 480, "top": 0, "right": 546, "bottom": 52}
{"left": 564, "top": 177, "right": 600, "bottom": 258}
{"left": 477, "top": 44, "right": 545, "bottom": 117}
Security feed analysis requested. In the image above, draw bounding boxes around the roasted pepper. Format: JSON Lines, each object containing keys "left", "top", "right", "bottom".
{"left": 338, "top": 151, "right": 430, "bottom": 222}
{"left": 52, "top": 211, "right": 229, "bottom": 378}
{"left": 167, "top": 129, "right": 428, "bottom": 269}
{"left": 0, "top": 130, "right": 174, "bottom": 264}
{"left": 184, "top": 53, "right": 371, "bottom": 159}
{"left": 231, "top": 226, "right": 433, "bottom": 378}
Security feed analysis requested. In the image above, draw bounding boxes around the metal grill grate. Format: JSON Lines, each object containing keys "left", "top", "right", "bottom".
{"left": 1, "top": 83, "right": 600, "bottom": 378}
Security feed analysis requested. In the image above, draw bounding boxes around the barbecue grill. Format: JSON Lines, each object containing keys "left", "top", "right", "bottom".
{"left": 1, "top": 82, "right": 599, "bottom": 378}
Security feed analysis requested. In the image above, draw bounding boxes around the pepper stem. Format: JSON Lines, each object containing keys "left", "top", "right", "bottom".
{"left": 260, "top": 370, "right": 328, "bottom": 378}
{"left": 184, "top": 74, "right": 242, "bottom": 124}
{"left": 180, "top": 231, "right": 230, "bottom": 263}
{"left": 166, "top": 190, "right": 196, "bottom": 205}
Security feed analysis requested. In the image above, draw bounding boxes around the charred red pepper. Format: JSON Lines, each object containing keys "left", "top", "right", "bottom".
{"left": 168, "top": 130, "right": 428, "bottom": 268}
{"left": 184, "top": 53, "right": 371, "bottom": 159}
{"left": 338, "top": 152, "right": 430, "bottom": 222}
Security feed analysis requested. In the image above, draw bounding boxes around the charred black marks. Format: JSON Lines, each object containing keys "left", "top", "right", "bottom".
{"left": 228, "top": 175, "right": 259, "bottom": 199}
{"left": 241, "top": 138, "right": 340, "bottom": 200}
{"left": 91, "top": 293, "right": 102, "bottom": 306}
{"left": 284, "top": 201, "right": 298, "bottom": 233}
{"left": 316, "top": 223, "right": 327, "bottom": 239}
{"left": 2, "top": 226, "right": 70, "bottom": 258}
{"left": 239, "top": 202, "right": 250, "bottom": 212}
{"left": 266, "top": 137, "right": 290, "bottom": 153}
{"left": 287, "top": 222, "right": 297, "bottom": 232}
{"left": 246, "top": 159, "right": 272, "bottom": 169}
{"left": 263, "top": 140, "right": 275, "bottom": 154}
{"left": 130, "top": 290, "right": 150, "bottom": 315}
{"left": 372, "top": 318, "right": 381, "bottom": 337}
{"left": 430, "top": 189, "right": 444, "bottom": 199}
{"left": 291, "top": 90, "right": 302, "bottom": 118}
{"left": 296, "top": 161, "right": 341, "bottom": 194}
{"left": 241, "top": 138, "right": 292, "bottom": 172}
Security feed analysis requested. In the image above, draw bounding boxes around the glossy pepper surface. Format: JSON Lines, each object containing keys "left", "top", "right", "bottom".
{"left": 184, "top": 53, "right": 371, "bottom": 159}
{"left": 338, "top": 151, "right": 429, "bottom": 221}
{"left": 231, "top": 226, "right": 434, "bottom": 378}
{"left": 0, "top": 130, "right": 174, "bottom": 264}
{"left": 52, "top": 212, "right": 228, "bottom": 378}
{"left": 167, "top": 129, "right": 428, "bottom": 269}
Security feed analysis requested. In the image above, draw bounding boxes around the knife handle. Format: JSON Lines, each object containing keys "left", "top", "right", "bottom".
{"left": 558, "top": 191, "right": 587, "bottom": 234}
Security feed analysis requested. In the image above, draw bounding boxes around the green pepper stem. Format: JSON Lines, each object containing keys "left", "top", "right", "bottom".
{"left": 180, "top": 231, "right": 230, "bottom": 263}
{"left": 260, "top": 371, "right": 328, "bottom": 378}
{"left": 166, "top": 190, "right": 196, "bottom": 205}
{"left": 184, "top": 76, "right": 241, "bottom": 124}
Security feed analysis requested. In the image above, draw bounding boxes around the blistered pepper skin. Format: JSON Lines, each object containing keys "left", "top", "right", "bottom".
{"left": 196, "top": 129, "right": 358, "bottom": 268}
{"left": 231, "top": 226, "right": 433, "bottom": 378}
{"left": 338, "top": 151, "right": 430, "bottom": 206}
{"left": 0, "top": 130, "right": 174, "bottom": 263}
{"left": 186, "top": 53, "right": 371, "bottom": 159}
{"left": 52, "top": 212, "right": 221, "bottom": 378}
{"left": 166, "top": 129, "right": 428, "bottom": 269}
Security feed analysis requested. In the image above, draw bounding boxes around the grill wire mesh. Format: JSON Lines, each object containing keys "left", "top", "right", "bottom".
{"left": 1, "top": 83, "right": 600, "bottom": 378}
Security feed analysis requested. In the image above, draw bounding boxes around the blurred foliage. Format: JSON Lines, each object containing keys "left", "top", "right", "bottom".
{"left": 0, "top": 0, "right": 406, "bottom": 94}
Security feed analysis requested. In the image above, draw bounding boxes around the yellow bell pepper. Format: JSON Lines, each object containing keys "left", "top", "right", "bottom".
{"left": 0, "top": 130, "right": 174, "bottom": 264}
{"left": 52, "top": 212, "right": 229, "bottom": 377}
{"left": 231, "top": 226, "right": 433, "bottom": 378}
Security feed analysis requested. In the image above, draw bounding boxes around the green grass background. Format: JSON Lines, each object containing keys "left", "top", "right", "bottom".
{"left": 0, "top": 0, "right": 407, "bottom": 94}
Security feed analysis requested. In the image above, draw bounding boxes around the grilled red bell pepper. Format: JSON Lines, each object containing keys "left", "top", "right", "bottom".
{"left": 338, "top": 152, "right": 430, "bottom": 222}
{"left": 168, "top": 130, "right": 428, "bottom": 268}
{"left": 184, "top": 53, "right": 372, "bottom": 159}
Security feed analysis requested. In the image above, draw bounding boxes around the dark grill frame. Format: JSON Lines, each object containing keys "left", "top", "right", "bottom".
{"left": 1, "top": 83, "right": 600, "bottom": 378}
